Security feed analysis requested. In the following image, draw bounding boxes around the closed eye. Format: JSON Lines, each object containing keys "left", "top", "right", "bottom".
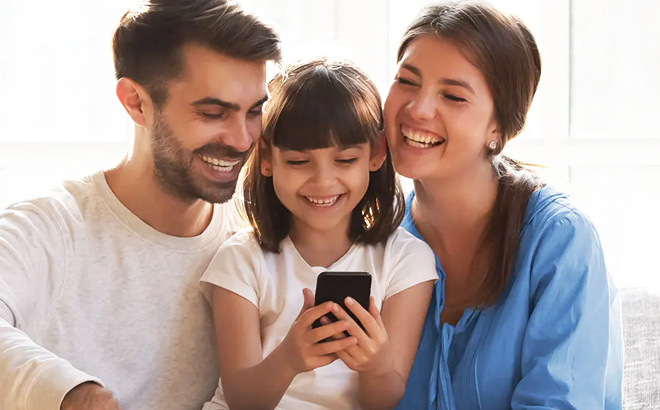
{"left": 248, "top": 107, "right": 264, "bottom": 118}
{"left": 286, "top": 160, "right": 308, "bottom": 166}
{"left": 200, "top": 111, "right": 227, "bottom": 120}
{"left": 336, "top": 158, "right": 357, "bottom": 165}
{"left": 396, "top": 76, "right": 418, "bottom": 87}
{"left": 444, "top": 94, "right": 467, "bottom": 103}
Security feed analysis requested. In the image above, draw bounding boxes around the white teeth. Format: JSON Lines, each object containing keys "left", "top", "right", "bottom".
{"left": 401, "top": 125, "right": 444, "bottom": 147}
{"left": 199, "top": 155, "right": 240, "bottom": 171}
{"left": 305, "top": 195, "right": 340, "bottom": 206}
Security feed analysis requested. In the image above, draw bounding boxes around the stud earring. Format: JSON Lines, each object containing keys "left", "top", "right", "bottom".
{"left": 488, "top": 140, "right": 497, "bottom": 150}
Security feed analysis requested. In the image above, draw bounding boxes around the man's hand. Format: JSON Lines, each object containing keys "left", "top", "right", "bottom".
{"left": 61, "top": 382, "right": 119, "bottom": 410}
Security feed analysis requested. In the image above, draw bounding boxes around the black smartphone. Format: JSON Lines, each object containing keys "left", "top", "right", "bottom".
{"left": 312, "top": 271, "right": 372, "bottom": 332}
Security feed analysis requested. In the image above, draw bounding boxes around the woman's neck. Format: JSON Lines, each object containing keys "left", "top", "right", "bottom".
{"left": 411, "top": 160, "right": 498, "bottom": 253}
{"left": 288, "top": 220, "right": 354, "bottom": 268}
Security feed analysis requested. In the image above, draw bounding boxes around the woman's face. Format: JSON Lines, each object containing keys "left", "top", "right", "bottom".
{"left": 383, "top": 34, "right": 500, "bottom": 182}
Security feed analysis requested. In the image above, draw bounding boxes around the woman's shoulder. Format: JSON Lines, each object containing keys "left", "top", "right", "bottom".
{"left": 517, "top": 185, "right": 606, "bottom": 287}
{"left": 521, "top": 184, "right": 597, "bottom": 239}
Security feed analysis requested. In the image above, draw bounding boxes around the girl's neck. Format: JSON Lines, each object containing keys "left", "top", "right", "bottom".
{"left": 412, "top": 160, "right": 498, "bottom": 251}
{"left": 288, "top": 220, "right": 353, "bottom": 268}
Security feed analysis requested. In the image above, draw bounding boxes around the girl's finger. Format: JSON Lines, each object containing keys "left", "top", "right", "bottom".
{"left": 331, "top": 303, "right": 369, "bottom": 343}
{"left": 307, "top": 319, "right": 350, "bottom": 343}
{"left": 311, "top": 336, "right": 357, "bottom": 356}
{"left": 336, "top": 348, "right": 360, "bottom": 370}
{"left": 343, "top": 297, "right": 381, "bottom": 338}
{"left": 368, "top": 296, "right": 386, "bottom": 329}
{"left": 299, "top": 302, "right": 335, "bottom": 327}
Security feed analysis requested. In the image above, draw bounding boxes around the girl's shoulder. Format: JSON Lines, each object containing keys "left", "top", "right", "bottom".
{"left": 382, "top": 227, "right": 436, "bottom": 264}
{"left": 218, "top": 227, "right": 263, "bottom": 254}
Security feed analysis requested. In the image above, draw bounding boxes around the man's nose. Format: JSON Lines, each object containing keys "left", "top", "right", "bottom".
{"left": 223, "top": 117, "right": 255, "bottom": 153}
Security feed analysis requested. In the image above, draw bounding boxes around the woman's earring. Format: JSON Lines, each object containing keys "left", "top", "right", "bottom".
{"left": 488, "top": 140, "right": 497, "bottom": 151}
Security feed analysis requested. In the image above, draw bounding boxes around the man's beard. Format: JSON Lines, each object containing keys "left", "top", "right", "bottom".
{"left": 150, "top": 111, "right": 252, "bottom": 204}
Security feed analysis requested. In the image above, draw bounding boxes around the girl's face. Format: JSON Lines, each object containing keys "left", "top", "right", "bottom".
{"left": 383, "top": 35, "right": 500, "bottom": 182}
{"left": 263, "top": 142, "right": 384, "bottom": 238}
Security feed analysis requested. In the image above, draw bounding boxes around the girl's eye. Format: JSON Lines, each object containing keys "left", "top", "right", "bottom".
{"left": 336, "top": 158, "right": 357, "bottom": 165}
{"left": 396, "top": 76, "right": 418, "bottom": 87}
{"left": 444, "top": 94, "right": 467, "bottom": 103}
{"left": 286, "top": 160, "right": 308, "bottom": 166}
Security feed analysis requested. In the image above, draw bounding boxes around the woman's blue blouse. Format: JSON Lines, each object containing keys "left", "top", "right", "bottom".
{"left": 396, "top": 185, "right": 623, "bottom": 410}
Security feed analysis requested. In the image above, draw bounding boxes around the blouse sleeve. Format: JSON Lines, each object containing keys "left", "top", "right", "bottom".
{"left": 199, "top": 231, "right": 261, "bottom": 308}
{"left": 384, "top": 228, "right": 438, "bottom": 300}
{"left": 511, "top": 212, "right": 623, "bottom": 409}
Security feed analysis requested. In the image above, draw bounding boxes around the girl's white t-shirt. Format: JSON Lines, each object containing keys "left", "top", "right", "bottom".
{"left": 199, "top": 227, "right": 438, "bottom": 410}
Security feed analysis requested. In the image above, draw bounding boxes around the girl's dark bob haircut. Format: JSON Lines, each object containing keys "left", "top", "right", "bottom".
{"left": 243, "top": 58, "right": 404, "bottom": 252}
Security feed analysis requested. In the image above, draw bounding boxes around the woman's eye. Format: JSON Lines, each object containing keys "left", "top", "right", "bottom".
{"left": 396, "top": 77, "right": 417, "bottom": 87}
{"left": 444, "top": 94, "right": 467, "bottom": 103}
{"left": 336, "top": 158, "right": 358, "bottom": 165}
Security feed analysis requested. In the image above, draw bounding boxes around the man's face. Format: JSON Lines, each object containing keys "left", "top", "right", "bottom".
{"left": 150, "top": 44, "right": 268, "bottom": 203}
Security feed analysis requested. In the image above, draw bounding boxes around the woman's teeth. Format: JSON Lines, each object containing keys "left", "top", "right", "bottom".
{"left": 401, "top": 125, "right": 444, "bottom": 148}
{"left": 200, "top": 155, "right": 240, "bottom": 172}
{"left": 305, "top": 195, "right": 341, "bottom": 206}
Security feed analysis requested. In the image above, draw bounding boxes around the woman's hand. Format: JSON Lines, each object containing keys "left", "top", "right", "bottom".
{"left": 278, "top": 288, "right": 358, "bottom": 375}
{"left": 332, "top": 296, "right": 394, "bottom": 376}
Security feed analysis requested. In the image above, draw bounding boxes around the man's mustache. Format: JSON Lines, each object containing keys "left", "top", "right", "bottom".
{"left": 194, "top": 143, "right": 254, "bottom": 160}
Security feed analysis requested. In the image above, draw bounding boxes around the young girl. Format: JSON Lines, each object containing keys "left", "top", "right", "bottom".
{"left": 200, "top": 59, "right": 437, "bottom": 410}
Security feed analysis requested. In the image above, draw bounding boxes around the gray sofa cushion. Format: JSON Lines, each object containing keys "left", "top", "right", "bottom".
{"left": 622, "top": 288, "right": 660, "bottom": 409}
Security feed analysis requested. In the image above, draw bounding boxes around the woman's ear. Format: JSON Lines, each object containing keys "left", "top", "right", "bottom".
{"left": 116, "top": 77, "right": 154, "bottom": 128}
{"left": 259, "top": 138, "right": 273, "bottom": 177}
{"left": 369, "top": 132, "right": 388, "bottom": 172}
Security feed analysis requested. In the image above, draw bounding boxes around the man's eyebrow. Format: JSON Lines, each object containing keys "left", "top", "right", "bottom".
{"left": 250, "top": 95, "right": 268, "bottom": 110}
{"left": 191, "top": 95, "right": 269, "bottom": 112}
{"left": 192, "top": 97, "right": 240, "bottom": 111}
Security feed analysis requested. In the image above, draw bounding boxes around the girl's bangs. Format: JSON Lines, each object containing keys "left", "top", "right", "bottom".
{"left": 271, "top": 74, "right": 380, "bottom": 151}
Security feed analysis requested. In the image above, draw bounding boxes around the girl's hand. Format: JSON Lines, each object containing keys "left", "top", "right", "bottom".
{"left": 332, "top": 296, "right": 394, "bottom": 376}
{"left": 279, "top": 288, "right": 358, "bottom": 375}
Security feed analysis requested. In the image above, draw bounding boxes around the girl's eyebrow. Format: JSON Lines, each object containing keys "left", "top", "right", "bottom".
{"left": 339, "top": 145, "right": 363, "bottom": 151}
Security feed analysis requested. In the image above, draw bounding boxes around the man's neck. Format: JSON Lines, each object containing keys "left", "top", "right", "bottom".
{"left": 104, "top": 156, "right": 214, "bottom": 238}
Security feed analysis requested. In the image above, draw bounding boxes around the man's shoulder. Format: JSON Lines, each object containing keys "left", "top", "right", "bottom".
{"left": 2, "top": 173, "right": 100, "bottom": 222}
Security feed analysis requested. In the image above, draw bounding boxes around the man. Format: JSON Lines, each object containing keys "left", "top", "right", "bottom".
{"left": 0, "top": 1, "right": 280, "bottom": 409}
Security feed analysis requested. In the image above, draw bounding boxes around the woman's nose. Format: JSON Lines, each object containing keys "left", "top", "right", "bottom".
{"left": 405, "top": 90, "right": 436, "bottom": 121}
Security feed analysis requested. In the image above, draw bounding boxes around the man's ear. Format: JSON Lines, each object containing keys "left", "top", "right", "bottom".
{"left": 116, "top": 77, "right": 153, "bottom": 128}
{"left": 369, "top": 132, "right": 388, "bottom": 172}
{"left": 259, "top": 138, "right": 273, "bottom": 177}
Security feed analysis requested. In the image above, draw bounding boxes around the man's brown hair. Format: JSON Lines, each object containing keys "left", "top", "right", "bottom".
{"left": 112, "top": 0, "right": 281, "bottom": 106}
{"left": 243, "top": 58, "right": 404, "bottom": 253}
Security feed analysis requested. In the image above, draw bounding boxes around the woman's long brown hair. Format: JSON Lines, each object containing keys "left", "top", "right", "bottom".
{"left": 400, "top": 2, "right": 543, "bottom": 306}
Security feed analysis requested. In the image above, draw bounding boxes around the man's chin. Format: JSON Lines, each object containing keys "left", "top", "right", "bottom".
{"left": 196, "top": 180, "right": 239, "bottom": 204}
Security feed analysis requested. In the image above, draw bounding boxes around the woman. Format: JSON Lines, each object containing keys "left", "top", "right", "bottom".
{"left": 384, "top": 2, "right": 623, "bottom": 409}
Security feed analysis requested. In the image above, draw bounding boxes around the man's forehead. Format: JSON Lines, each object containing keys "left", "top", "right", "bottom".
{"left": 172, "top": 44, "right": 267, "bottom": 105}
